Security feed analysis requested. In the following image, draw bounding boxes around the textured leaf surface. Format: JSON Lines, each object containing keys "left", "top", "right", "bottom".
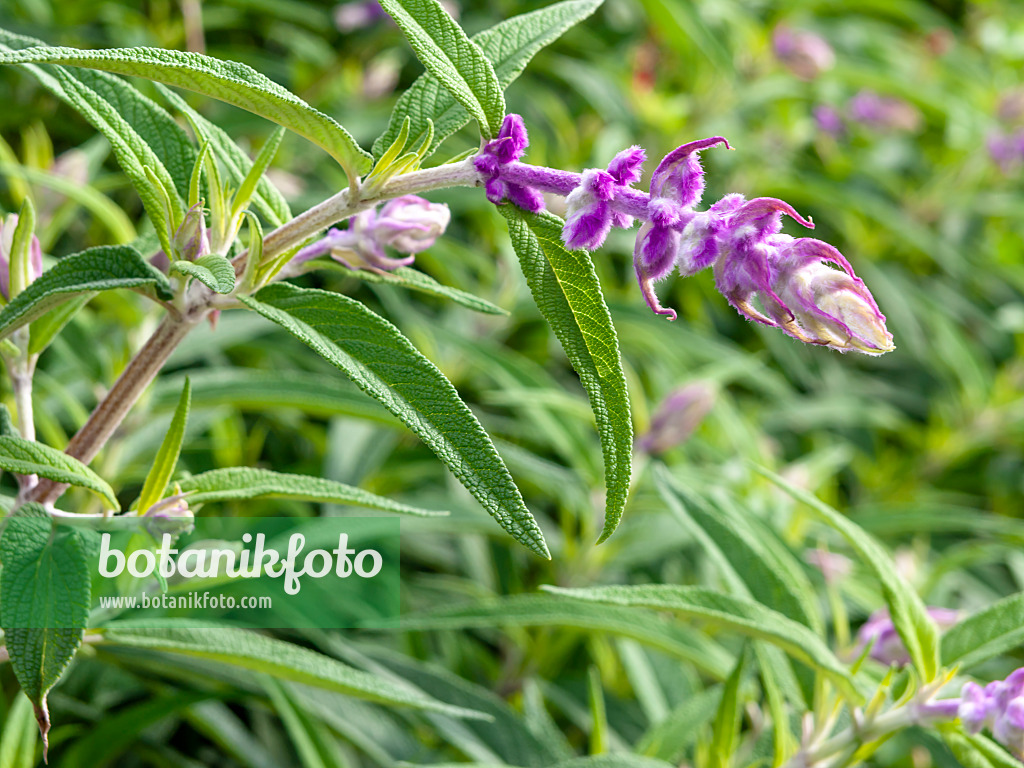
{"left": 240, "top": 284, "right": 548, "bottom": 557}
{"left": 0, "top": 45, "right": 372, "bottom": 179}
{"left": 136, "top": 378, "right": 190, "bottom": 515}
{"left": 543, "top": 585, "right": 859, "bottom": 700}
{"left": 942, "top": 592, "right": 1024, "bottom": 669}
{"left": 0, "top": 506, "right": 92, "bottom": 743}
{"left": 378, "top": 0, "right": 504, "bottom": 138}
{"left": 755, "top": 465, "right": 941, "bottom": 681}
{"left": 502, "top": 208, "right": 631, "bottom": 542}
{"left": 401, "top": 593, "right": 733, "bottom": 679}
{"left": 97, "top": 621, "right": 488, "bottom": 719}
{"left": 171, "top": 254, "right": 236, "bottom": 294}
{"left": 175, "top": 467, "right": 446, "bottom": 517}
{"left": 374, "top": 0, "right": 602, "bottom": 158}
{"left": 0, "top": 436, "right": 118, "bottom": 508}
{"left": 0, "top": 245, "right": 171, "bottom": 342}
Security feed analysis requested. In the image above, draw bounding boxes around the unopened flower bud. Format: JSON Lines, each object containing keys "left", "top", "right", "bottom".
{"left": 855, "top": 607, "right": 959, "bottom": 666}
{"left": 771, "top": 243, "right": 894, "bottom": 355}
{"left": 804, "top": 548, "right": 852, "bottom": 586}
{"left": 636, "top": 383, "right": 715, "bottom": 454}
{"left": 142, "top": 493, "right": 195, "bottom": 539}
{"left": 0, "top": 213, "right": 43, "bottom": 301}
{"left": 373, "top": 195, "right": 450, "bottom": 254}
{"left": 172, "top": 203, "right": 210, "bottom": 262}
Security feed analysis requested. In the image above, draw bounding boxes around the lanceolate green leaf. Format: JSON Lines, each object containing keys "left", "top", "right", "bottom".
{"left": 0, "top": 506, "right": 93, "bottom": 747}
{"left": 543, "top": 584, "right": 860, "bottom": 701}
{"left": 0, "top": 245, "right": 172, "bottom": 342}
{"left": 175, "top": 467, "right": 447, "bottom": 517}
{"left": 377, "top": 0, "right": 504, "bottom": 138}
{"left": 0, "top": 436, "right": 118, "bottom": 508}
{"left": 754, "top": 465, "right": 941, "bottom": 682}
{"left": 171, "top": 254, "right": 236, "bottom": 294}
{"left": 374, "top": 0, "right": 603, "bottom": 159}
{"left": 136, "top": 378, "right": 191, "bottom": 515}
{"left": 240, "top": 284, "right": 549, "bottom": 558}
{"left": 942, "top": 592, "right": 1024, "bottom": 669}
{"left": 501, "top": 207, "right": 631, "bottom": 543}
{"left": 0, "top": 45, "right": 372, "bottom": 181}
{"left": 96, "top": 621, "right": 489, "bottom": 720}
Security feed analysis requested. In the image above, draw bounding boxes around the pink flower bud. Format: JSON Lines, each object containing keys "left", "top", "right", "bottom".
{"left": 373, "top": 195, "right": 450, "bottom": 254}
{"left": 771, "top": 241, "right": 894, "bottom": 355}
{"left": 142, "top": 493, "right": 195, "bottom": 538}
{"left": 772, "top": 25, "right": 835, "bottom": 81}
{"left": 172, "top": 203, "right": 210, "bottom": 262}
{"left": 636, "top": 383, "right": 715, "bottom": 454}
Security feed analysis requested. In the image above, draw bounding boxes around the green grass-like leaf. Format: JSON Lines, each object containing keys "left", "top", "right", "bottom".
{"left": 240, "top": 284, "right": 549, "bottom": 558}
{"left": 136, "top": 377, "right": 190, "bottom": 515}
{"left": 501, "top": 207, "right": 631, "bottom": 543}
{"left": 543, "top": 584, "right": 860, "bottom": 701}
{"left": 96, "top": 621, "right": 490, "bottom": 720}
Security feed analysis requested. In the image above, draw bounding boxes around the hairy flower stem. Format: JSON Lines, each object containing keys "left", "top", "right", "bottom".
{"left": 784, "top": 699, "right": 960, "bottom": 768}
{"left": 29, "top": 315, "right": 199, "bottom": 505}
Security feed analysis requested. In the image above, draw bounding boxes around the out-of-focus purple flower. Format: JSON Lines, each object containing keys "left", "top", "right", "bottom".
{"left": 635, "top": 383, "right": 715, "bottom": 454}
{"left": 848, "top": 90, "right": 923, "bottom": 132}
{"left": 856, "top": 607, "right": 959, "bottom": 666}
{"left": 172, "top": 203, "right": 210, "bottom": 262}
{"left": 335, "top": 0, "right": 458, "bottom": 32}
{"left": 293, "top": 195, "right": 449, "bottom": 272}
{"left": 0, "top": 214, "right": 43, "bottom": 301}
{"left": 959, "top": 669, "right": 1024, "bottom": 758}
{"left": 997, "top": 89, "right": 1024, "bottom": 124}
{"left": 987, "top": 130, "right": 1024, "bottom": 174}
{"left": 772, "top": 25, "right": 835, "bottom": 80}
{"left": 334, "top": 1, "right": 389, "bottom": 32}
{"left": 804, "top": 548, "right": 852, "bottom": 585}
{"left": 814, "top": 104, "right": 845, "bottom": 137}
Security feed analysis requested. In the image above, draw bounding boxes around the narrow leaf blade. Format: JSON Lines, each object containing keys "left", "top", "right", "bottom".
{"left": 136, "top": 377, "right": 191, "bottom": 514}
{"left": 175, "top": 467, "right": 447, "bottom": 517}
{"left": 240, "top": 284, "right": 548, "bottom": 558}
{"left": 501, "top": 207, "right": 631, "bottom": 543}
{"left": 0, "top": 436, "right": 118, "bottom": 508}
{"left": 377, "top": 0, "right": 504, "bottom": 138}
{"left": 0, "top": 45, "right": 372, "bottom": 180}
{"left": 0, "top": 244, "right": 172, "bottom": 342}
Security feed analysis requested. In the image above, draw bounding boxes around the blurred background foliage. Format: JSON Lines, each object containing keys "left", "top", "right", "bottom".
{"left": 1, "top": 0, "right": 1024, "bottom": 765}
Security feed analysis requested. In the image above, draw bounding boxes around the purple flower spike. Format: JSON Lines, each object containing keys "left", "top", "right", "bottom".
{"left": 650, "top": 136, "right": 731, "bottom": 207}
{"left": 563, "top": 169, "right": 616, "bottom": 250}
{"left": 957, "top": 669, "right": 1024, "bottom": 759}
{"left": 492, "top": 114, "right": 530, "bottom": 164}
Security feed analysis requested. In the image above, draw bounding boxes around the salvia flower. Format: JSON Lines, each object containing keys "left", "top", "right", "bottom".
{"left": 959, "top": 669, "right": 1024, "bottom": 759}
{"left": 0, "top": 213, "right": 43, "bottom": 301}
{"left": 474, "top": 115, "right": 893, "bottom": 354}
{"left": 293, "top": 195, "right": 449, "bottom": 272}
{"left": 848, "top": 89, "right": 922, "bottom": 132}
{"left": 142, "top": 492, "right": 195, "bottom": 538}
{"left": 855, "top": 607, "right": 959, "bottom": 666}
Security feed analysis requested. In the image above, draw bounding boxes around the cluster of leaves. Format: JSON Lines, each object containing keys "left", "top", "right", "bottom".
{"left": 0, "top": 0, "right": 1022, "bottom": 766}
